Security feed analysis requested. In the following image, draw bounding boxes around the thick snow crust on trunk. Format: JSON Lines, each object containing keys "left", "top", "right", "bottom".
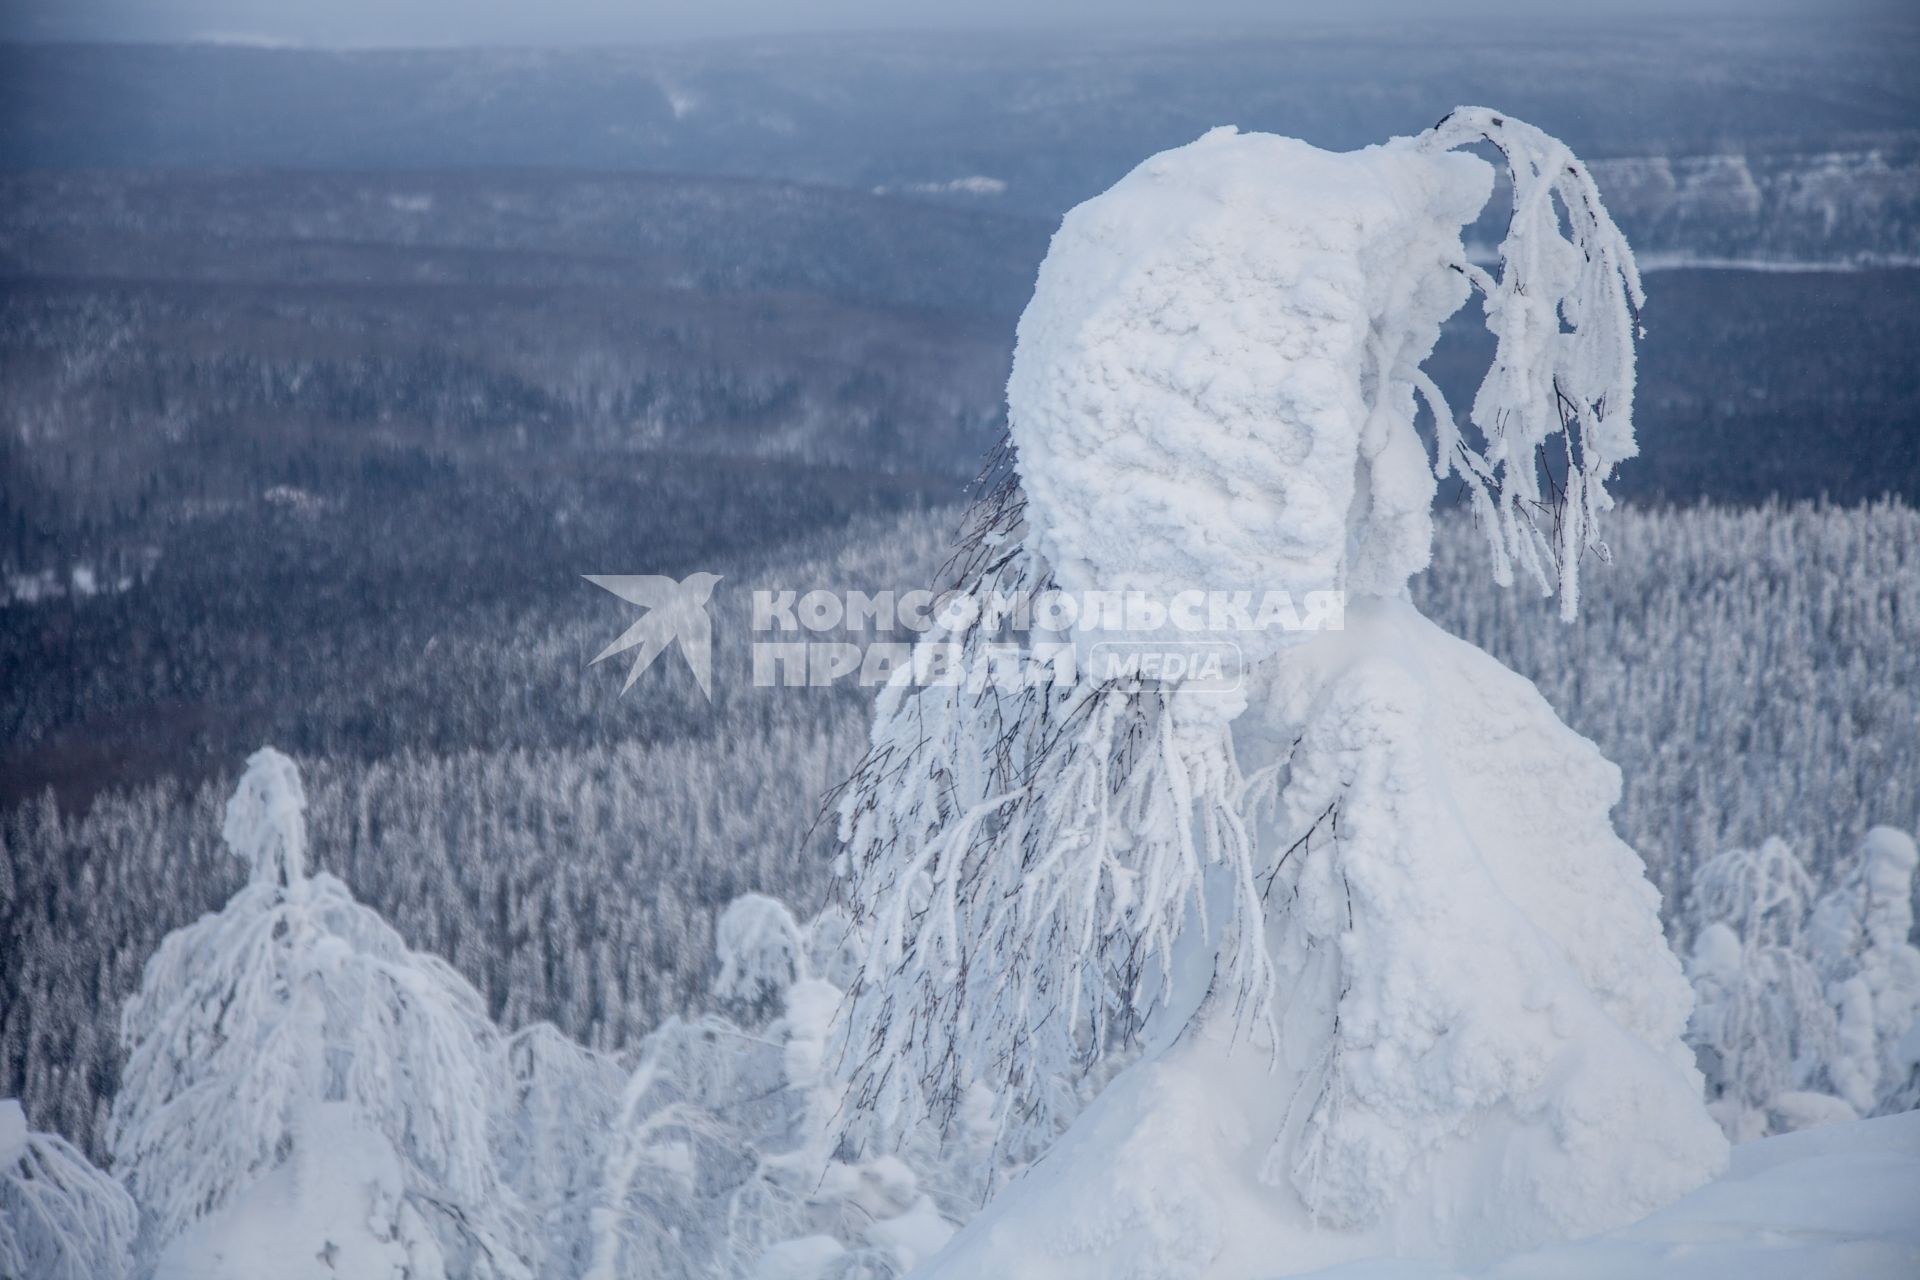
{"left": 1009, "top": 127, "right": 1485, "bottom": 645}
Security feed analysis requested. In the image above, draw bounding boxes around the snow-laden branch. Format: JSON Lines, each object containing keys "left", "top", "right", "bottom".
{"left": 833, "top": 530, "right": 1279, "bottom": 1163}
{"left": 0, "top": 1101, "right": 137, "bottom": 1280}
{"left": 1419, "top": 106, "right": 1646, "bottom": 619}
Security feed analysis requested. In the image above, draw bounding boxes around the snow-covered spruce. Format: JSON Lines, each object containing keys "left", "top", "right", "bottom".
{"left": 0, "top": 1099, "right": 137, "bottom": 1280}
{"left": 832, "top": 111, "right": 1726, "bottom": 1275}
{"left": 108, "top": 748, "right": 535, "bottom": 1279}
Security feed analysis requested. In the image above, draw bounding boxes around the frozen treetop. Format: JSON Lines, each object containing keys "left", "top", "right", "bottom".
{"left": 712, "top": 893, "right": 806, "bottom": 1018}
{"left": 221, "top": 747, "right": 308, "bottom": 887}
{"left": 1009, "top": 109, "right": 1642, "bottom": 625}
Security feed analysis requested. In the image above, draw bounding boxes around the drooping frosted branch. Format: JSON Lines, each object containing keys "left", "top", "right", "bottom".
{"left": 1419, "top": 107, "right": 1645, "bottom": 618}
{"left": 0, "top": 1102, "right": 137, "bottom": 1280}
{"left": 831, "top": 529, "right": 1278, "bottom": 1163}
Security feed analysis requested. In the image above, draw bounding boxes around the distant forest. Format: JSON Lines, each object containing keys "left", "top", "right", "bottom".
{"left": 7, "top": 500, "right": 1917, "bottom": 1160}
{"left": 1, "top": 163, "right": 1915, "bottom": 802}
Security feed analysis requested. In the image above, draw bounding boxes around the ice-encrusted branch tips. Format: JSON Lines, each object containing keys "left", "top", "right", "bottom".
{"left": 1419, "top": 107, "right": 1645, "bottom": 620}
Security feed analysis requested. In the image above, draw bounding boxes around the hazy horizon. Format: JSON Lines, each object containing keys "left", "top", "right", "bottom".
{"left": 3, "top": 0, "right": 1908, "bottom": 51}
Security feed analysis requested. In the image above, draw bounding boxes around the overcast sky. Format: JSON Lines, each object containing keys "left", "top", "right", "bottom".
{"left": 0, "top": 0, "right": 1892, "bottom": 49}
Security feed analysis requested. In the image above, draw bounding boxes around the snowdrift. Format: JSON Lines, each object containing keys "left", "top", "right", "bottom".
{"left": 1298, "top": 1111, "right": 1920, "bottom": 1280}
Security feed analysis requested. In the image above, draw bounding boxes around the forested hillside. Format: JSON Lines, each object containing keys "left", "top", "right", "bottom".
{"left": 7, "top": 500, "right": 1916, "bottom": 1158}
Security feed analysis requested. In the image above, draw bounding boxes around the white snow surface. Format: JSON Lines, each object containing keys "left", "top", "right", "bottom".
{"left": 1295, "top": 1111, "right": 1920, "bottom": 1280}
{"left": 152, "top": 1103, "right": 446, "bottom": 1280}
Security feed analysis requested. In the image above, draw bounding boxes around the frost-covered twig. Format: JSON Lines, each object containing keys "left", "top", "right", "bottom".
{"left": 1419, "top": 106, "right": 1644, "bottom": 619}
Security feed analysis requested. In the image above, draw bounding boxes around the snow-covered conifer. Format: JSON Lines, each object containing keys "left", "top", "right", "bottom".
{"left": 1809, "top": 827, "right": 1920, "bottom": 1114}
{"left": 107, "top": 748, "right": 534, "bottom": 1278}
{"left": 0, "top": 1098, "right": 137, "bottom": 1280}
{"left": 833, "top": 111, "right": 1727, "bottom": 1274}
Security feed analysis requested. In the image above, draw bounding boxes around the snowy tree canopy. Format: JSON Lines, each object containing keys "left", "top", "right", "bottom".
{"left": 1679, "top": 827, "right": 1920, "bottom": 1142}
{"left": 108, "top": 748, "right": 534, "bottom": 1278}
{"left": 832, "top": 111, "right": 1726, "bottom": 1272}
{"left": 1687, "top": 836, "right": 1818, "bottom": 953}
{"left": 221, "top": 743, "right": 309, "bottom": 887}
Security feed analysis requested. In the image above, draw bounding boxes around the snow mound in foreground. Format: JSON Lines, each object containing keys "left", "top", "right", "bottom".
{"left": 1296, "top": 1110, "right": 1920, "bottom": 1280}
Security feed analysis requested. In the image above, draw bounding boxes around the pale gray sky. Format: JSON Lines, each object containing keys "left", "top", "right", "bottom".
{"left": 0, "top": 0, "right": 1887, "bottom": 49}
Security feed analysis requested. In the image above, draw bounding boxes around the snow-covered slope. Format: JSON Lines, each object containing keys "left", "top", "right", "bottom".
{"left": 1297, "top": 1111, "right": 1920, "bottom": 1280}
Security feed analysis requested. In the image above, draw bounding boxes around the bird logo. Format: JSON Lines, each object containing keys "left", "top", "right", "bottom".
{"left": 585, "top": 572, "right": 722, "bottom": 699}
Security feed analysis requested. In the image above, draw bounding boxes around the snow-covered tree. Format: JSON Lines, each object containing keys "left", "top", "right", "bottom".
{"left": 585, "top": 895, "right": 969, "bottom": 1280}
{"left": 500, "top": 1023, "right": 626, "bottom": 1277}
{"left": 0, "top": 1098, "right": 137, "bottom": 1280}
{"left": 1685, "top": 920, "right": 1845, "bottom": 1141}
{"left": 1685, "top": 836, "right": 1817, "bottom": 955}
{"left": 832, "top": 110, "right": 1728, "bottom": 1274}
{"left": 107, "top": 748, "right": 534, "bottom": 1278}
{"left": 1809, "top": 827, "right": 1920, "bottom": 1114}
{"left": 714, "top": 893, "right": 809, "bottom": 1025}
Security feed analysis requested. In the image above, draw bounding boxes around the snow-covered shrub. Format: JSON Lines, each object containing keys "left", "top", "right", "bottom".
{"left": 584, "top": 1013, "right": 756, "bottom": 1279}
{"left": 1684, "top": 836, "right": 1817, "bottom": 954}
{"left": 0, "top": 1098, "right": 136, "bottom": 1280}
{"left": 1809, "top": 827, "right": 1920, "bottom": 1115}
{"left": 1685, "top": 921, "right": 1845, "bottom": 1142}
{"left": 833, "top": 110, "right": 1728, "bottom": 1275}
{"left": 715, "top": 893, "right": 809, "bottom": 1024}
{"left": 587, "top": 895, "right": 969, "bottom": 1280}
{"left": 107, "top": 748, "right": 535, "bottom": 1278}
{"left": 1682, "top": 828, "right": 1920, "bottom": 1137}
{"left": 501, "top": 1024, "right": 627, "bottom": 1277}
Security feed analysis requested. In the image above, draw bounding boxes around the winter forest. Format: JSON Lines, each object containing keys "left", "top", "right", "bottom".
{"left": 5, "top": 9, "right": 1920, "bottom": 1280}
